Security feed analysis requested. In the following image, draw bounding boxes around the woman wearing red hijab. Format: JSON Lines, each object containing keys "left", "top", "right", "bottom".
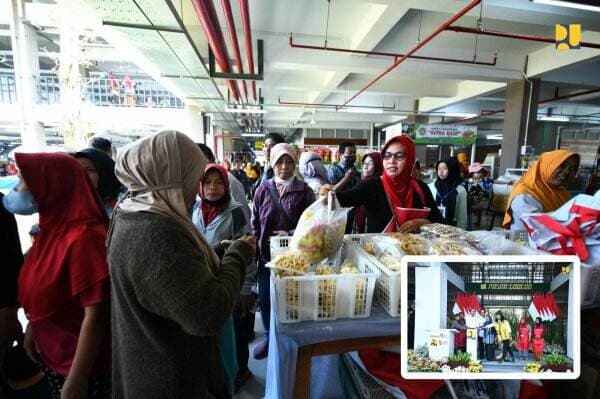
{"left": 6, "top": 153, "right": 111, "bottom": 398}
{"left": 321, "top": 136, "right": 443, "bottom": 233}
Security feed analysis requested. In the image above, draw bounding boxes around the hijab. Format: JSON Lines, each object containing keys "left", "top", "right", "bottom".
{"left": 299, "top": 152, "right": 328, "bottom": 183}
{"left": 108, "top": 131, "right": 219, "bottom": 272}
{"left": 199, "top": 163, "right": 230, "bottom": 226}
{"left": 434, "top": 157, "right": 462, "bottom": 225}
{"left": 503, "top": 150, "right": 579, "bottom": 229}
{"left": 74, "top": 147, "right": 122, "bottom": 200}
{"left": 380, "top": 135, "right": 425, "bottom": 210}
{"left": 362, "top": 152, "right": 383, "bottom": 179}
{"left": 270, "top": 143, "right": 297, "bottom": 196}
{"left": 17, "top": 153, "right": 109, "bottom": 321}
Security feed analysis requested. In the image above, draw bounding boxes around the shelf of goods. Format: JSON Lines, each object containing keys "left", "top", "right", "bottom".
{"left": 268, "top": 237, "right": 380, "bottom": 323}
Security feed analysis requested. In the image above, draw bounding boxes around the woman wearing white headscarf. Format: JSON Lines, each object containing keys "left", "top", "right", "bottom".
{"left": 107, "top": 131, "right": 256, "bottom": 399}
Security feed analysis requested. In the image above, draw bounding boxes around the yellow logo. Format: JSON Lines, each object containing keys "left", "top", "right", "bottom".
{"left": 555, "top": 24, "right": 581, "bottom": 50}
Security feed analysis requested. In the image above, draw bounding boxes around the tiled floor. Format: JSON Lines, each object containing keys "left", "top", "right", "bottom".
{"left": 235, "top": 311, "right": 268, "bottom": 399}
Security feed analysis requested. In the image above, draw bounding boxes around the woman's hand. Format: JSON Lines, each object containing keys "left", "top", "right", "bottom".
{"left": 23, "top": 324, "right": 38, "bottom": 361}
{"left": 60, "top": 377, "right": 88, "bottom": 399}
{"left": 319, "top": 184, "right": 334, "bottom": 198}
{"left": 237, "top": 235, "right": 257, "bottom": 257}
{"left": 398, "top": 218, "right": 430, "bottom": 233}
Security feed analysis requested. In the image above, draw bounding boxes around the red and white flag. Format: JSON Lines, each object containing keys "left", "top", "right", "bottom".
{"left": 529, "top": 293, "right": 559, "bottom": 322}
{"left": 453, "top": 292, "right": 481, "bottom": 315}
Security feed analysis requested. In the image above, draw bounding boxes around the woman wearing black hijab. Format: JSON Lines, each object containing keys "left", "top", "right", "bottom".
{"left": 427, "top": 157, "right": 468, "bottom": 229}
{"left": 73, "top": 148, "right": 122, "bottom": 216}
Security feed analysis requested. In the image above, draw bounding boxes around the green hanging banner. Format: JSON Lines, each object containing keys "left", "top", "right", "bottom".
{"left": 414, "top": 124, "right": 477, "bottom": 145}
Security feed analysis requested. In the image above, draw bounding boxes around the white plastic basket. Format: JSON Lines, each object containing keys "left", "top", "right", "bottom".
{"left": 268, "top": 237, "right": 379, "bottom": 323}
{"left": 346, "top": 234, "right": 401, "bottom": 317}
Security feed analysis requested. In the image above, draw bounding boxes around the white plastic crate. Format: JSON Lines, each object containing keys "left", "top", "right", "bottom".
{"left": 268, "top": 237, "right": 379, "bottom": 323}
{"left": 346, "top": 234, "right": 401, "bottom": 317}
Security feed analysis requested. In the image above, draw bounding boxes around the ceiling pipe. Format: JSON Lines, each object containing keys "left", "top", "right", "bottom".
{"left": 221, "top": 0, "right": 248, "bottom": 104}
{"left": 190, "top": 0, "right": 241, "bottom": 102}
{"left": 289, "top": 33, "right": 498, "bottom": 66}
{"left": 341, "top": 0, "right": 482, "bottom": 107}
{"left": 449, "top": 87, "right": 600, "bottom": 124}
{"left": 277, "top": 97, "right": 397, "bottom": 111}
{"left": 445, "top": 26, "right": 600, "bottom": 50}
{"left": 240, "top": 0, "right": 257, "bottom": 103}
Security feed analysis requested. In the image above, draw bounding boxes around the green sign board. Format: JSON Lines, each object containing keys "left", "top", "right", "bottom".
{"left": 414, "top": 124, "right": 477, "bottom": 145}
{"left": 464, "top": 282, "right": 550, "bottom": 294}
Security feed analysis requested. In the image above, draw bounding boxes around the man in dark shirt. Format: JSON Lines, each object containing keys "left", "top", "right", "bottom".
{"left": 327, "top": 142, "right": 360, "bottom": 233}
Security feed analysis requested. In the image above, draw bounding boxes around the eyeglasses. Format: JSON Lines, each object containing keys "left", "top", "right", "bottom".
{"left": 383, "top": 152, "right": 407, "bottom": 161}
{"left": 362, "top": 162, "right": 374, "bottom": 168}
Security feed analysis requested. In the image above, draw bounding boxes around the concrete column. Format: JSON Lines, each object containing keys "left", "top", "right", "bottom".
{"left": 9, "top": 0, "right": 46, "bottom": 150}
{"left": 415, "top": 265, "right": 448, "bottom": 348}
{"left": 181, "top": 104, "right": 204, "bottom": 142}
{"left": 499, "top": 78, "right": 540, "bottom": 174}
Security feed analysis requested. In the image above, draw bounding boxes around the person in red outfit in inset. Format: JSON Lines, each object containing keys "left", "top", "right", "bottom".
{"left": 451, "top": 312, "right": 467, "bottom": 353}
{"left": 7, "top": 153, "right": 111, "bottom": 398}
{"left": 532, "top": 317, "right": 545, "bottom": 361}
{"left": 517, "top": 316, "right": 531, "bottom": 361}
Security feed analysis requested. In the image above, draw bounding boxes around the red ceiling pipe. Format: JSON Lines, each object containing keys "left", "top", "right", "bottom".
{"left": 240, "top": 0, "right": 257, "bottom": 103}
{"left": 449, "top": 87, "right": 600, "bottom": 124}
{"left": 289, "top": 33, "right": 498, "bottom": 66}
{"left": 191, "top": 0, "right": 240, "bottom": 102}
{"left": 445, "top": 26, "right": 600, "bottom": 50}
{"left": 342, "top": 0, "right": 482, "bottom": 107}
{"left": 221, "top": 0, "right": 248, "bottom": 104}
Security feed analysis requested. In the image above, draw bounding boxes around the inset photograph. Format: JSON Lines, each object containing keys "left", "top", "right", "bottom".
{"left": 401, "top": 255, "right": 580, "bottom": 380}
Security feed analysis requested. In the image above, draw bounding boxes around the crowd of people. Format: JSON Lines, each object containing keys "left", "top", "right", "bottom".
{"left": 449, "top": 309, "right": 546, "bottom": 363}
{"left": 0, "top": 129, "right": 585, "bottom": 398}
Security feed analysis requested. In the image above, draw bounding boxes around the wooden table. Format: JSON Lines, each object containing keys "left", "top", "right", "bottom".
{"left": 292, "top": 335, "right": 401, "bottom": 399}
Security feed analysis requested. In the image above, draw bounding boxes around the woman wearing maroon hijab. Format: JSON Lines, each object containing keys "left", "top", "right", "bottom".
{"left": 13, "top": 153, "right": 111, "bottom": 398}
{"left": 321, "top": 136, "right": 443, "bottom": 233}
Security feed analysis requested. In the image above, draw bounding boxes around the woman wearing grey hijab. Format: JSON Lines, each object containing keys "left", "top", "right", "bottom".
{"left": 298, "top": 151, "right": 329, "bottom": 194}
{"left": 107, "top": 131, "right": 255, "bottom": 399}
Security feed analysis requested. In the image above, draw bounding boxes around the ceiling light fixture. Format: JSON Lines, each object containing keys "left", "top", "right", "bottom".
{"left": 532, "top": 0, "right": 600, "bottom": 12}
{"left": 538, "top": 115, "right": 570, "bottom": 122}
{"left": 241, "top": 133, "right": 265, "bottom": 137}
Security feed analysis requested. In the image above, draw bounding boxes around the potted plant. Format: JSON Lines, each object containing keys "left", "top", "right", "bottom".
{"left": 542, "top": 352, "right": 572, "bottom": 372}
{"left": 444, "top": 351, "right": 471, "bottom": 369}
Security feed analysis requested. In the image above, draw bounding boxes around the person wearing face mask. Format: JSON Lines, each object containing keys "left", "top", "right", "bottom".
{"left": 298, "top": 151, "right": 329, "bottom": 195}
{"left": 503, "top": 150, "right": 580, "bottom": 232}
{"left": 73, "top": 148, "right": 123, "bottom": 217}
{"left": 428, "top": 157, "right": 468, "bottom": 230}
{"left": 108, "top": 131, "right": 256, "bottom": 398}
{"left": 191, "top": 163, "right": 256, "bottom": 393}
{"left": 251, "top": 143, "right": 315, "bottom": 359}
{"left": 3, "top": 153, "right": 112, "bottom": 398}
{"left": 321, "top": 136, "right": 443, "bottom": 233}
{"left": 327, "top": 142, "right": 361, "bottom": 233}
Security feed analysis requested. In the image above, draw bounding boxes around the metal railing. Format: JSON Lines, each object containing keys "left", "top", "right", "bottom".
{"left": 0, "top": 73, "right": 17, "bottom": 104}
{"left": 1, "top": 72, "right": 185, "bottom": 109}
